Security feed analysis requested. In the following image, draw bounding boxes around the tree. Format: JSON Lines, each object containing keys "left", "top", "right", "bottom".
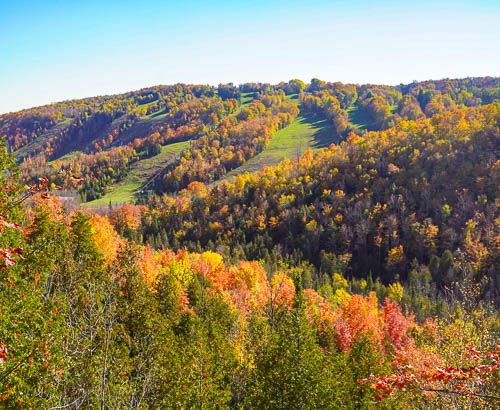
{"left": 310, "top": 78, "right": 325, "bottom": 91}
{"left": 243, "top": 288, "right": 334, "bottom": 409}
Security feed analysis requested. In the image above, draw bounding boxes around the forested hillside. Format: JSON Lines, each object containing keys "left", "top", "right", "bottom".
{"left": 0, "top": 78, "right": 499, "bottom": 408}
{"left": 140, "top": 104, "right": 500, "bottom": 304}
{"left": 3, "top": 77, "right": 498, "bottom": 204}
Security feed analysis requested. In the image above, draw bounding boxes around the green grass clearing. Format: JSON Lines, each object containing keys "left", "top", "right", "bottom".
{"left": 219, "top": 113, "right": 336, "bottom": 183}
{"left": 230, "top": 92, "right": 255, "bottom": 117}
{"left": 285, "top": 93, "right": 300, "bottom": 104}
{"left": 144, "top": 106, "right": 171, "bottom": 119}
{"left": 241, "top": 92, "right": 254, "bottom": 107}
{"left": 85, "top": 140, "right": 190, "bottom": 207}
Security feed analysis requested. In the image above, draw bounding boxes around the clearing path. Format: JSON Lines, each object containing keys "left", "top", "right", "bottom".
{"left": 14, "top": 118, "right": 72, "bottom": 161}
{"left": 229, "top": 92, "right": 255, "bottom": 117}
{"left": 85, "top": 93, "right": 257, "bottom": 205}
{"left": 85, "top": 140, "right": 190, "bottom": 206}
{"left": 219, "top": 113, "right": 336, "bottom": 183}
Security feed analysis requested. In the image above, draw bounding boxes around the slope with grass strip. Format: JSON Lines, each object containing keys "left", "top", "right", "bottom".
{"left": 85, "top": 140, "right": 190, "bottom": 206}
{"left": 218, "top": 113, "right": 336, "bottom": 183}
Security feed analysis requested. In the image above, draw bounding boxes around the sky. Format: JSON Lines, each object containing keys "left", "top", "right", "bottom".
{"left": 1, "top": 0, "right": 499, "bottom": 114}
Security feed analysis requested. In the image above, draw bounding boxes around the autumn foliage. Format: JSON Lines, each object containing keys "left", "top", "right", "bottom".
{"left": 0, "top": 77, "right": 499, "bottom": 408}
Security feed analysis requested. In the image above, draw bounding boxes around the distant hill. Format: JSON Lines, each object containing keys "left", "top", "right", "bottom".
{"left": 1, "top": 77, "right": 498, "bottom": 204}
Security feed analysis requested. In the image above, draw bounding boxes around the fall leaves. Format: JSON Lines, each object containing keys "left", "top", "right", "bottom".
{"left": 0, "top": 344, "right": 7, "bottom": 365}
{"left": 134, "top": 241, "right": 435, "bottom": 370}
{"left": 140, "top": 102, "right": 500, "bottom": 290}
{"left": 0, "top": 175, "right": 62, "bottom": 269}
{"left": 162, "top": 99, "right": 299, "bottom": 191}
{"left": 0, "top": 77, "right": 499, "bottom": 407}
{"left": 0, "top": 171, "right": 498, "bottom": 408}
{"left": 360, "top": 345, "right": 500, "bottom": 402}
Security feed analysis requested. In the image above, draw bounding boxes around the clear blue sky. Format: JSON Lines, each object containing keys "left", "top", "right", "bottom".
{"left": 1, "top": 0, "right": 498, "bottom": 114}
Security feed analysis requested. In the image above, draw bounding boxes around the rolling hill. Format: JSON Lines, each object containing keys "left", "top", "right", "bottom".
{"left": 2, "top": 77, "right": 498, "bottom": 206}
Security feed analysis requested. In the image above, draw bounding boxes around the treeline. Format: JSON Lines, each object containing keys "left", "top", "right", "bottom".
{"left": 299, "top": 90, "right": 351, "bottom": 136}
{"left": 298, "top": 77, "right": 499, "bottom": 134}
{"left": 6, "top": 77, "right": 497, "bottom": 160}
{"left": 354, "top": 77, "right": 500, "bottom": 131}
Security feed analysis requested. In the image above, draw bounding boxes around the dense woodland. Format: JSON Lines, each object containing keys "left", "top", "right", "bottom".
{"left": 0, "top": 77, "right": 499, "bottom": 408}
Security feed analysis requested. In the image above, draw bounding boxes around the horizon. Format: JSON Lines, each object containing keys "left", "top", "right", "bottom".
{"left": 2, "top": 0, "right": 499, "bottom": 114}
{"left": 1, "top": 74, "right": 497, "bottom": 115}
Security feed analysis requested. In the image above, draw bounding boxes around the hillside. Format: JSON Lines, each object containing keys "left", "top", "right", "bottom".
{"left": 8, "top": 78, "right": 497, "bottom": 190}
{"left": 218, "top": 113, "right": 336, "bottom": 183}
{"left": 85, "top": 140, "right": 190, "bottom": 206}
{"left": 139, "top": 102, "right": 500, "bottom": 295}
{"left": 4, "top": 77, "right": 498, "bottom": 206}
{"left": 4, "top": 0, "right": 500, "bottom": 405}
